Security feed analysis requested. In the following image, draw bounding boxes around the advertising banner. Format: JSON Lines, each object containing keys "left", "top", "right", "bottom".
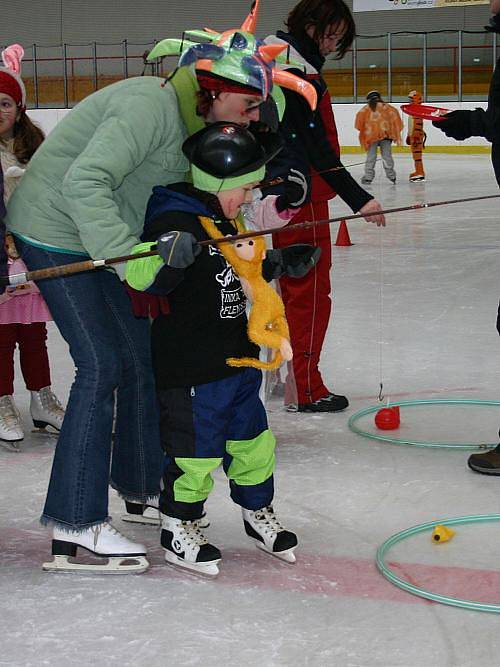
{"left": 353, "top": 0, "right": 489, "bottom": 11}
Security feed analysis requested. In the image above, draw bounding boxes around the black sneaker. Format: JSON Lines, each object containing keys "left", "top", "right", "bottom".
{"left": 297, "top": 393, "right": 349, "bottom": 413}
{"left": 467, "top": 444, "right": 500, "bottom": 475}
{"left": 389, "top": 177, "right": 396, "bottom": 184}
{"left": 361, "top": 177, "right": 372, "bottom": 185}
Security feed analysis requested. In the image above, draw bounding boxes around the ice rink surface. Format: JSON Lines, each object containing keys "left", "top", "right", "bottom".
{"left": 1, "top": 154, "right": 499, "bottom": 667}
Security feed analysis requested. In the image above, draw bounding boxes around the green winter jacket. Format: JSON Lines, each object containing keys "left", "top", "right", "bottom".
{"left": 6, "top": 70, "right": 204, "bottom": 278}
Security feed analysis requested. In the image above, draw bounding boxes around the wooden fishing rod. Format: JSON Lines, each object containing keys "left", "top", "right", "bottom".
{"left": 256, "top": 158, "right": 377, "bottom": 190}
{"left": 2, "top": 192, "right": 499, "bottom": 287}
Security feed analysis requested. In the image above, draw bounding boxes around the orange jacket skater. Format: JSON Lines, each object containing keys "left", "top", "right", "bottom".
{"left": 355, "top": 90, "right": 403, "bottom": 184}
{"left": 406, "top": 90, "right": 426, "bottom": 182}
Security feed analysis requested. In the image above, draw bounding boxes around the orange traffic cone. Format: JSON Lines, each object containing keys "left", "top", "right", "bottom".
{"left": 335, "top": 220, "right": 353, "bottom": 246}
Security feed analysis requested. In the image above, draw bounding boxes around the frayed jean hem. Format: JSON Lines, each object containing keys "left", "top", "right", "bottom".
{"left": 40, "top": 514, "right": 112, "bottom": 532}
{"left": 110, "top": 480, "right": 159, "bottom": 505}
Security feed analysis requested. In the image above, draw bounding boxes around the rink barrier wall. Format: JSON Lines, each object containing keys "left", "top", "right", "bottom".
{"left": 28, "top": 102, "right": 491, "bottom": 153}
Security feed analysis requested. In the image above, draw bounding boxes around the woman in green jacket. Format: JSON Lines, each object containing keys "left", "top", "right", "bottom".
{"left": 6, "top": 2, "right": 316, "bottom": 574}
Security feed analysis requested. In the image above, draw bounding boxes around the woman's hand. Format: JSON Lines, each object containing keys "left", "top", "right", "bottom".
{"left": 359, "top": 199, "right": 386, "bottom": 227}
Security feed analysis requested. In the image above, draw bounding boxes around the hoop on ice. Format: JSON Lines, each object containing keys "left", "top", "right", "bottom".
{"left": 377, "top": 514, "right": 500, "bottom": 613}
{"left": 348, "top": 399, "right": 500, "bottom": 450}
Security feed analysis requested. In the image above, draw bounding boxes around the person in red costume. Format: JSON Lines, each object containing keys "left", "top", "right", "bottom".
{"left": 264, "top": 0, "right": 385, "bottom": 413}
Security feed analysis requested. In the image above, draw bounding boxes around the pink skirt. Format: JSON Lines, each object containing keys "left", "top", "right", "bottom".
{"left": 0, "top": 257, "right": 52, "bottom": 324}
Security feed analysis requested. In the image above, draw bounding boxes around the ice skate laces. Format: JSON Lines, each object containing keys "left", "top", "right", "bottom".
{"left": 90, "top": 521, "right": 120, "bottom": 550}
{"left": 253, "top": 506, "right": 285, "bottom": 537}
{"left": 179, "top": 520, "right": 208, "bottom": 547}
{"left": 39, "top": 387, "right": 65, "bottom": 417}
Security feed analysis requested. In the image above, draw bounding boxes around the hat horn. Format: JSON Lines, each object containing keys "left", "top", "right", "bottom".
{"left": 240, "top": 0, "right": 260, "bottom": 33}
{"left": 272, "top": 69, "right": 317, "bottom": 110}
{"left": 258, "top": 43, "right": 287, "bottom": 64}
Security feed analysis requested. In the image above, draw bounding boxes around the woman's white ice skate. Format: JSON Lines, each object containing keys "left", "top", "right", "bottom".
{"left": 242, "top": 506, "right": 298, "bottom": 563}
{"left": 122, "top": 499, "right": 210, "bottom": 529}
{"left": 121, "top": 499, "right": 161, "bottom": 526}
{"left": 161, "top": 514, "right": 220, "bottom": 577}
{"left": 42, "top": 521, "right": 149, "bottom": 574}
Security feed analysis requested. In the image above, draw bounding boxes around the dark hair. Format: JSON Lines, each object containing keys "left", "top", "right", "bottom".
{"left": 9, "top": 112, "right": 45, "bottom": 164}
{"left": 195, "top": 88, "right": 216, "bottom": 118}
{"left": 285, "top": 0, "right": 356, "bottom": 59}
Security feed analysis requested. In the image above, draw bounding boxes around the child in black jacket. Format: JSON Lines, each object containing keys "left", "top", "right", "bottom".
{"left": 126, "top": 123, "right": 300, "bottom": 576}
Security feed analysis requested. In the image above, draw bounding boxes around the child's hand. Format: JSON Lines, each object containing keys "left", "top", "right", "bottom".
{"left": 157, "top": 231, "right": 201, "bottom": 269}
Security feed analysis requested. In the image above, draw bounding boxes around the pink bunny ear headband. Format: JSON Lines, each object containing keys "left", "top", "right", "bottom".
{"left": 0, "top": 44, "right": 27, "bottom": 110}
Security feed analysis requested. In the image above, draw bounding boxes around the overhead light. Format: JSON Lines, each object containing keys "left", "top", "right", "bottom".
{"left": 473, "top": 57, "right": 481, "bottom": 62}
{"left": 369, "top": 64, "right": 377, "bottom": 69}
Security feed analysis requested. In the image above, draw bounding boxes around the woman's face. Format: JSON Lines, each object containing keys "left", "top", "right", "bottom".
{"left": 217, "top": 181, "right": 257, "bottom": 219}
{"left": 207, "top": 92, "right": 264, "bottom": 127}
{"left": 0, "top": 93, "right": 19, "bottom": 140}
{"left": 308, "top": 21, "right": 347, "bottom": 58}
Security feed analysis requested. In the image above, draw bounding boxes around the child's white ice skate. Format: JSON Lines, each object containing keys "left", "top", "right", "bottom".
{"left": 42, "top": 521, "right": 149, "bottom": 574}
{"left": 242, "top": 506, "right": 298, "bottom": 563}
{"left": 30, "top": 386, "right": 65, "bottom": 433}
{"left": 161, "top": 514, "right": 220, "bottom": 576}
{"left": 0, "top": 395, "right": 24, "bottom": 452}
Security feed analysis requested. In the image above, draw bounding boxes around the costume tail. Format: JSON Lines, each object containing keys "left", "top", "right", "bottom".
{"left": 226, "top": 352, "right": 284, "bottom": 371}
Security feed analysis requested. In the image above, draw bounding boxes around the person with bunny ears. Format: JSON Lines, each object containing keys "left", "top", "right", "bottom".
{"left": 0, "top": 44, "right": 65, "bottom": 450}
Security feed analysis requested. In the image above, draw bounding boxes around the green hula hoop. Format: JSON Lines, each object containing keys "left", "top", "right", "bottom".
{"left": 348, "top": 399, "right": 500, "bottom": 450}
{"left": 377, "top": 514, "right": 500, "bottom": 613}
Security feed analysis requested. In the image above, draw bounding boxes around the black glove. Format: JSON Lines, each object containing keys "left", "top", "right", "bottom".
{"left": 275, "top": 168, "right": 309, "bottom": 212}
{"left": 157, "top": 231, "right": 201, "bottom": 269}
{"left": 262, "top": 244, "right": 322, "bottom": 281}
{"left": 432, "top": 111, "right": 472, "bottom": 140}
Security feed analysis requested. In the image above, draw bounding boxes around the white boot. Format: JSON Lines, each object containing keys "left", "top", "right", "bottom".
{"left": 122, "top": 497, "right": 210, "bottom": 529}
{"left": 161, "top": 513, "right": 221, "bottom": 576}
{"left": 42, "top": 521, "right": 149, "bottom": 574}
{"left": 242, "top": 505, "right": 298, "bottom": 563}
{"left": 0, "top": 395, "right": 24, "bottom": 450}
{"left": 30, "top": 386, "right": 65, "bottom": 431}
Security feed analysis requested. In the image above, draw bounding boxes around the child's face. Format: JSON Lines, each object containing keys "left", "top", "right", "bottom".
{"left": 0, "top": 94, "right": 19, "bottom": 140}
{"left": 217, "top": 182, "right": 258, "bottom": 219}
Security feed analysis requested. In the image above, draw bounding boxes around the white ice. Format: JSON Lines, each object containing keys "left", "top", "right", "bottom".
{"left": 1, "top": 154, "right": 499, "bottom": 667}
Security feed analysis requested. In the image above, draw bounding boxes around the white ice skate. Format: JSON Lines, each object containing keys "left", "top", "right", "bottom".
{"left": 0, "top": 395, "right": 24, "bottom": 452}
{"left": 161, "top": 514, "right": 220, "bottom": 576}
{"left": 121, "top": 498, "right": 161, "bottom": 526}
{"left": 30, "top": 386, "right": 65, "bottom": 433}
{"left": 122, "top": 499, "right": 210, "bottom": 529}
{"left": 42, "top": 521, "right": 149, "bottom": 574}
{"left": 242, "top": 506, "right": 298, "bottom": 563}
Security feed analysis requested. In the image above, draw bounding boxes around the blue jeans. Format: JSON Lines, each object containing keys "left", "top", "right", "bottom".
{"left": 16, "top": 239, "right": 162, "bottom": 529}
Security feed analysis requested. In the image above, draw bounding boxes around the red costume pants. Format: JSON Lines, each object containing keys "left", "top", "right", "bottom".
{"left": 0, "top": 322, "right": 51, "bottom": 396}
{"left": 272, "top": 201, "right": 332, "bottom": 405}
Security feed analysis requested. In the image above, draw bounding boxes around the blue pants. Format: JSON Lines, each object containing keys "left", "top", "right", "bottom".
{"left": 158, "top": 368, "right": 275, "bottom": 521}
{"left": 17, "top": 239, "right": 162, "bottom": 529}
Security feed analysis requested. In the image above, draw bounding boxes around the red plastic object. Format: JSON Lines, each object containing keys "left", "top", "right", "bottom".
{"left": 375, "top": 406, "right": 400, "bottom": 430}
{"left": 400, "top": 103, "right": 450, "bottom": 122}
{"left": 335, "top": 220, "right": 353, "bottom": 247}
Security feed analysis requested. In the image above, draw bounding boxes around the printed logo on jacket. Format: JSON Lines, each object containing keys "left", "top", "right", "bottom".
{"left": 210, "top": 245, "right": 246, "bottom": 319}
